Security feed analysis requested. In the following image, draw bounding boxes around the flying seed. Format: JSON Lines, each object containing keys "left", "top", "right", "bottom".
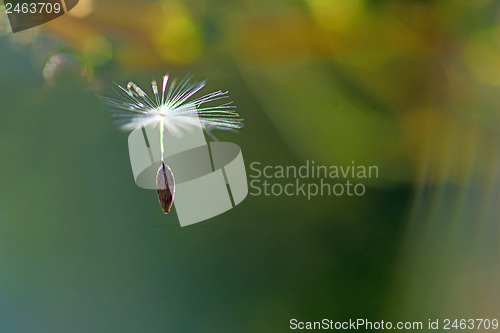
{"left": 156, "top": 162, "right": 175, "bottom": 214}
{"left": 103, "top": 74, "right": 243, "bottom": 217}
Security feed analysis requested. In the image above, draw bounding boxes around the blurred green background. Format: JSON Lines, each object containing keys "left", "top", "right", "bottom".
{"left": 0, "top": 0, "right": 499, "bottom": 332}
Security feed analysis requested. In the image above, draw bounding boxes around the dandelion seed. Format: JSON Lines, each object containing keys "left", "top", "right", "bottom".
{"left": 103, "top": 74, "right": 243, "bottom": 214}
{"left": 156, "top": 161, "right": 175, "bottom": 214}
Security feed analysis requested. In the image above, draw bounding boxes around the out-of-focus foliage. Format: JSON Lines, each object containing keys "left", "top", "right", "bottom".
{"left": 1, "top": 0, "right": 499, "bottom": 332}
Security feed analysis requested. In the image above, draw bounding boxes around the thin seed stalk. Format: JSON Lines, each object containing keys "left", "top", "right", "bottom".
{"left": 160, "top": 118, "right": 165, "bottom": 162}
{"left": 156, "top": 118, "right": 175, "bottom": 214}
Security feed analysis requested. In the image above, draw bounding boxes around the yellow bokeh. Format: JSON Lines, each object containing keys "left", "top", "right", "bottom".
{"left": 152, "top": 1, "right": 203, "bottom": 64}
{"left": 305, "top": 0, "right": 364, "bottom": 32}
{"left": 82, "top": 35, "right": 113, "bottom": 66}
{"left": 464, "top": 26, "right": 500, "bottom": 86}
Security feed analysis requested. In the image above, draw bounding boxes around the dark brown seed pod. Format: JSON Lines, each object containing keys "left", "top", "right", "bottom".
{"left": 156, "top": 161, "right": 175, "bottom": 214}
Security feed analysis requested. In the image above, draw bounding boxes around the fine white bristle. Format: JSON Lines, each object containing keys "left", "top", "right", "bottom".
{"left": 103, "top": 74, "right": 244, "bottom": 136}
{"left": 162, "top": 75, "right": 169, "bottom": 106}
